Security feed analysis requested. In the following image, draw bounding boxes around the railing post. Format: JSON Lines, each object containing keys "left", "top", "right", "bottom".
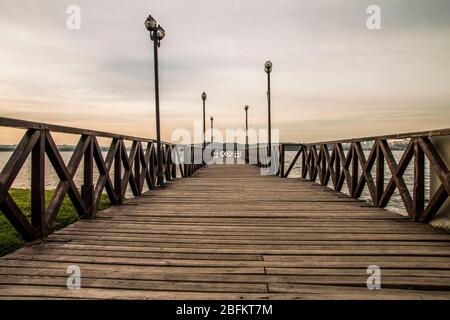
{"left": 188, "top": 145, "right": 192, "bottom": 176}
{"left": 115, "top": 139, "right": 123, "bottom": 204}
{"left": 190, "top": 145, "right": 193, "bottom": 173}
{"left": 321, "top": 145, "right": 327, "bottom": 185}
{"left": 302, "top": 146, "right": 307, "bottom": 178}
{"left": 149, "top": 143, "right": 157, "bottom": 187}
{"left": 304, "top": 146, "right": 309, "bottom": 179}
{"left": 334, "top": 145, "right": 340, "bottom": 189}
{"left": 223, "top": 143, "right": 226, "bottom": 165}
{"left": 310, "top": 145, "right": 316, "bottom": 181}
{"left": 191, "top": 145, "right": 195, "bottom": 174}
{"left": 279, "top": 144, "right": 285, "bottom": 177}
{"left": 183, "top": 146, "right": 188, "bottom": 177}
{"left": 351, "top": 143, "right": 358, "bottom": 198}
{"left": 257, "top": 143, "right": 260, "bottom": 167}
{"left": 171, "top": 146, "right": 177, "bottom": 179}
{"left": 167, "top": 145, "right": 172, "bottom": 179}
{"left": 375, "top": 140, "right": 384, "bottom": 206}
{"left": 183, "top": 146, "right": 187, "bottom": 177}
{"left": 245, "top": 141, "right": 249, "bottom": 165}
{"left": 413, "top": 138, "right": 425, "bottom": 220}
{"left": 163, "top": 145, "right": 170, "bottom": 181}
{"left": 81, "top": 135, "right": 94, "bottom": 218}
{"left": 134, "top": 141, "right": 141, "bottom": 195}
{"left": 31, "top": 130, "right": 46, "bottom": 237}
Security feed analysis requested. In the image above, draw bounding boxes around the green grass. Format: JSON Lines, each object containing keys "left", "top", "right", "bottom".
{"left": 0, "top": 189, "right": 111, "bottom": 257}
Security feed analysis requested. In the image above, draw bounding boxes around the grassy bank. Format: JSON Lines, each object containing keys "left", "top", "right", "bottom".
{"left": 0, "top": 189, "right": 111, "bottom": 256}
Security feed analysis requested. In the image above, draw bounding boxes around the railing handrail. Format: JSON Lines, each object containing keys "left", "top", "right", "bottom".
{"left": 280, "top": 127, "right": 450, "bottom": 146}
{"left": 0, "top": 116, "right": 174, "bottom": 145}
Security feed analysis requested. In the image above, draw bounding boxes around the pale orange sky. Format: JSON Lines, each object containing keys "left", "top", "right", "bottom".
{"left": 0, "top": 0, "right": 449, "bottom": 144}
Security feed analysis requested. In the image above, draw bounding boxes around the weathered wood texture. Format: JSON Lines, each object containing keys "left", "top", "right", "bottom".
{"left": 0, "top": 128, "right": 190, "bottom": 241}
{"left": 0, "top": 165, "right": 449, "bottom": 299}
{"left": 280, "top": 137, "right": 450, "bottom": 223}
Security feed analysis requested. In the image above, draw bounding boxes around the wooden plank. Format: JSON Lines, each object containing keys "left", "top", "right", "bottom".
{"left": 47, "top": 231, "right": 450, "bottom": 242}
{"left": 1, "top": 164, "right": 450, "bottom": 300}
{"left": 0, "top": 260, "right": 265, "bottom": 274}
{"left": 2, "top": 266, "right": 450, "bottom": 283}
{"left": 0, "top": 284, "right": 449, "bottom": 300}
{"left": 268, "top": 283, "right": 450, "bottom": 299}
{"left": 0, "top": 275, "right": 268, "bottom": 293}
{"left": 0, "top": 285, "right": 308, "bottom": 300}
{"left": 13, "top": 244, "right": 450, "bottom": 258}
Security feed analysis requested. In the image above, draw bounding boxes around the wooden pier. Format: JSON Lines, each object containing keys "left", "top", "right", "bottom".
{"left": 1, "top": 164, "right": 450, "bottom": 299}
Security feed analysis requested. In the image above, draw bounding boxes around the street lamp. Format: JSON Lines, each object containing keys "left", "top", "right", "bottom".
{"left": 244, "top": 105, "right": 249, "bottom": 164}
{"left": 265, "top": 61, "right": 272, "bottom": 159}
{"left": 145, "top": 14, "right": 166, "bottom": 186}
{"left": 210, "top": 116, "right": 214, "bottom": 143}
{"left": 201, "top": 92, "right": 207, "bottom": 165}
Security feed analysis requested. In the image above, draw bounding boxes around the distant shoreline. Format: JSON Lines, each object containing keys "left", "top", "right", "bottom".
{"left": 0, "top": 143, "right": 408, "bottom": 152}
{"left": 0, "top": 145, "right": 110, "bottom": 152}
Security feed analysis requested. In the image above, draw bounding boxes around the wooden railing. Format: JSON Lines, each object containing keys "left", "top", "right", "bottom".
{"left": 279, "top": 129, "right": 450, "bottom": 222}
{"left": 0, "top": 117, "right": 197, "bottom": 241}
{"left": 2, "top": 116, "right": 447, "bottom": 241}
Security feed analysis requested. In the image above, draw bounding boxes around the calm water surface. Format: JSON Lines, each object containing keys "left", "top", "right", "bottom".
{"left": 0, "top": 151, "right": 151, "bottom": 197}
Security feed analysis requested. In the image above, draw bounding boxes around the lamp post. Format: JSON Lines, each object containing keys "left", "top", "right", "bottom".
{"left": 145, "top": 15, "right": 166, "bottom": 186}
{"left": 210, "top": 116, "right": 214, "bottom": 143}
{"left": 201, "top": 92, "right": 207, "bottom": 165}
{"left": 244, "top": 105, "right": 249, "bottom": 164}
{"left": 265, "top": 61, "right": 272, "bottom": 159}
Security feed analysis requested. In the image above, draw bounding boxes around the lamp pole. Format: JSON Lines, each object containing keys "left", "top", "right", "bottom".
{"left": 265, "top": 61, "right": 272, "bottom": 159}
{"left": 210, "top": 116, "right": 214, "bottom": 143}
{"left": 244, "top": 105, "right": 249, "bottom": 164}
{"left": 201, "top": 92, "right": 207, "bottom": 165}
{"left": 145, "top": 15, "right": 166, "bottom": 186}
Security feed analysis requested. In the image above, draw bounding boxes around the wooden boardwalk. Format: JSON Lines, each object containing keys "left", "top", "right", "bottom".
{"left": 1, "top": 164, "right": 450, "bottom": 299}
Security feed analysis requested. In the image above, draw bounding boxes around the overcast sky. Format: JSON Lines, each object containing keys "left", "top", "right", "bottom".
{"left": 0, "top": 0, "right": 449, "bottom": 143}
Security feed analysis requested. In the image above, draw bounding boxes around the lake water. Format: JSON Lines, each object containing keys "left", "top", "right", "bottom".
{"left": 0, "top": 151, "right": 154, "bottom": 198}
{"left": 0, "top": 150, "right": 429, "bottom": 215}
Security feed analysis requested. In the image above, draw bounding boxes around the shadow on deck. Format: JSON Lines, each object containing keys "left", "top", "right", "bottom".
{"left": 1, "top": 165, "right": 450, "bottom": 299}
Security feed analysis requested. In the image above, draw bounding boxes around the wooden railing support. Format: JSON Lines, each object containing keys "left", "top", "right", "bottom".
{"left": 81, "top": 135, "right": 95, "bottom": 218}
{"left": 0, "top": 117, "right": 188, "bottom": 241}
{"left": 279, "top": 128, "right": 450, "bottom": 223}
{"left": 31, "top": 130, "right": 46, "bottom": 237}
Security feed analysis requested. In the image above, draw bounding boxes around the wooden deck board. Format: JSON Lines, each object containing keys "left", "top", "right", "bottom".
{"left": 1, "top": 164, "right": 450, "bottom": 299}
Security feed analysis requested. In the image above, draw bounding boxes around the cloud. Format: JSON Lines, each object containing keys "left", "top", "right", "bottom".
{"left": 0, "top": 0, "right": 449, "bottom": 144}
